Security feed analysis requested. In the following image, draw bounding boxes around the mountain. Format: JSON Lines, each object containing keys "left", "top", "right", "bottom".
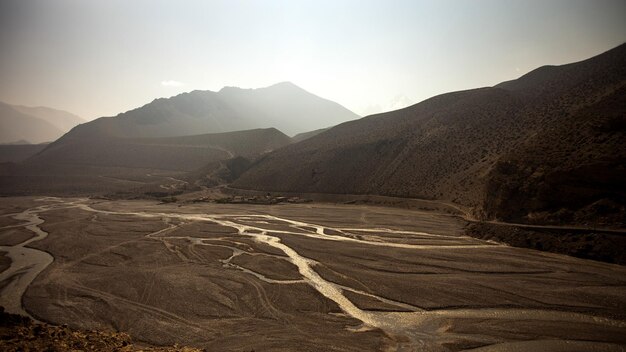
{"left": 64, "top": 82, "right": 358, "bottom": 140}
{"left": 233, "top": 44, "right": 626, "bottom": 226}
{"left": 0, "top": 102, "right": 84, "bottom": 144}
{"left": 291, "top": 127, "right": 330, "bottom": 143}
{"left": 26, "top": 128, "right": 290, "bottom": 172}
{"left": 11, "top": 105, "right": 85, "bottom": 132}
{"left": 0, "top": 82, "right": 355, "bottom": 195}
{"left": 217, "top": 82, "right": 358, "bottom": 136}
{"left": 0, "top": 128, "right": 291, "bottom": 196}
{"left": 0, "top": 102, "right": 65, "bottom": 144}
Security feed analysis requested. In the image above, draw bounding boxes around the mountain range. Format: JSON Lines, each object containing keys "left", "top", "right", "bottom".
{"left": 15, "top": 82, "right": 354, "bottom": 172}
{"left": 234, "top": 44, "right": 626, "bottom": 226}
{"left": 64, "top": 82, "right": 357, "bottom": 141}
{"left": 1, "top": 45, "right": 624, "bottom": 227}
{"left": 0, "top": 83, "right": 355, "bottom": 194}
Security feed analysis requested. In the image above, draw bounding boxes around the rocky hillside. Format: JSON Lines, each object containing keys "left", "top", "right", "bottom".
{"left": 0, "top": 307, "right": 202, "bottom": 352}
{"left": 234, "top": 44, "right": 626, "bottom": 226}
{"left": 27, "top": 128, "right": 291, "bottom": 172}
{"left": 0, "top": 128, "right": 290, "bottom": 196}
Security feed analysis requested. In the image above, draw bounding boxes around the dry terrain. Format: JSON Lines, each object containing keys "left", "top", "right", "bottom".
{"left": 234, "top": 43, "right": 626, "bottom": 227}
{"left": 1, "top": 197, "right": 625, "bottom": 351}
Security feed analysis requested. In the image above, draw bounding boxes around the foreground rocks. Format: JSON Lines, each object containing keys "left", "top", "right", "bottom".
{"left": 0, "top": 307, "right": 203, "bottom": 352}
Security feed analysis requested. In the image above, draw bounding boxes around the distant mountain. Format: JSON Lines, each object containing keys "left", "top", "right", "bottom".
{"left": 291, "top": 127, "right": 330, "bottom": 143}
{"left": 234, "top": 44, "right": 626, "bottom": 226}
{"left": 0, "top": 102, "right": 84, "bottom": 144}
{"left": 11, "top": 105, "right": 85, "bottom": 132}
{"left": 64, "top": 82, "right": 358, "bottom": 141}
{"left": 0, "top": 102, "right": 64, "bottom": 144}
{"left": 217, "top": 82, "right": 358, "bottom": 136}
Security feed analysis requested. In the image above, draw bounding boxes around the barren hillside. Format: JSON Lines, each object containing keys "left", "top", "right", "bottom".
{"left": 234, "top": 44, "right": 626, "bottom": 226}
{"left": 62, "top": 82, "right": 358, "bottom": 140}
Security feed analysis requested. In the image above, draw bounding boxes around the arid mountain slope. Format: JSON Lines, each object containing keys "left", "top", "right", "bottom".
{"left": 0, "top": 128, "right": 290, "bottom": 196}
{"left": 26, "top": 128, "right": 290, "bottom": 172}
{"left": 484, "top": 84, "right": 626, "bottom": 224}
{"left": 63, "top": 82, "right": 358, "bottom": 140}
{"left": 234, "top": 44, "right": 626, "bottom": 225}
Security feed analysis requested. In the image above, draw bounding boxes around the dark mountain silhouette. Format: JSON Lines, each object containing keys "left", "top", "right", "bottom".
{"left": 0, "top": 128, "right": 290, "bottom": 195}
{"left": 234, "top": 44, "right": 626, "bottom": 226}
{"left": 26, "top": 128, "right": 290, "bottom": 172}
{"left": 62, "top": 82, "right": 358, "bottom": 140}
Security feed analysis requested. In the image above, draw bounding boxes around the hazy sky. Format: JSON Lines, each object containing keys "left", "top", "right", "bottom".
{"left": 1, "top": 0, "right": 625, "bottom": 120}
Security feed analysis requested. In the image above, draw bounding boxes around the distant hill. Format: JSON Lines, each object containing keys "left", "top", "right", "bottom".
{"left": 234, "top": 44, "right": 626, "bottom": 227}
{"left": 64, "top": 82, "right": 358, "bottom": 140}
{"left": 11, "top": 105, "right": 85, "bottom": 132}
{"left": 26, "top": 128, "right": 291, "bottom": 172}
{"left": 0, "top": 102, "right": 64, "bottom": 144}
{"left": 0, "top": 102, "right": 84, "bottom": 144}
{"left": 216, "top": 82, "right": 357, "bottom": 136}
{"left": 0, "top": 128, "right": 291, "bottom": 196}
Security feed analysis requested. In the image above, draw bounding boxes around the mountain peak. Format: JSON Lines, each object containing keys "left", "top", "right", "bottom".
{"left": 218, "top": 86, "right": 245, "bottom": 93}
{"left": 53, "top": 81, "right": 358, "bottom": 139}
{"left": 269, "top": 81, "right": 298, "bottom": 88}
{"left": 218, "top": 82, "right": 301, "bottom": 93}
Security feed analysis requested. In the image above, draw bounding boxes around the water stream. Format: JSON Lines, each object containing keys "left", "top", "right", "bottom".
{"left": 0, "top": 199, "right": 65, "bottom": 317}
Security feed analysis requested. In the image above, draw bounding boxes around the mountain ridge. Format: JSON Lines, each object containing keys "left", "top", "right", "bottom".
{"left": 233, "top": 44, "right": 626, "bottom": 226}
{"left": 63, "top": 82, "right": 358, "bottom": 140}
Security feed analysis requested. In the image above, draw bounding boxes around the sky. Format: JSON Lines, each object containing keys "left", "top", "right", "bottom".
{"left": 0, "top": 0, "right": 625, "bottom": 121}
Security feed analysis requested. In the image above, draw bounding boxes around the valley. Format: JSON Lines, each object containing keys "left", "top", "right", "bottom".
{"left": 2, "top": 2, "right": 625, "bottom": 351}
{"left": 1, "top": 197, "right": 624, "bottom": 351}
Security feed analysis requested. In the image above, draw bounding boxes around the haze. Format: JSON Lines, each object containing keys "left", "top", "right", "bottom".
{"left": 1, "top": 0, "right": 625, "bottom": 120}
{"left": 1, "top": 1, "right": 626, "bottom": 350}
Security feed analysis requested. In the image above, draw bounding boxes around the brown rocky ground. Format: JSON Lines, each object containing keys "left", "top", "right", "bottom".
{"left": 2, "top": 197, "right": 625, "bottom": 351}
{"left": 0, "top": 307, "right": 202, "bottom": 352}
{"left": 465, "top": 222, "right": 626, "bottom": 265}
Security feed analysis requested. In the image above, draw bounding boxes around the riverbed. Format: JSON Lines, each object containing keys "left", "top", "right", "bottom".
{"left": 1, "top": 197, "right": 625, "bottom": 351}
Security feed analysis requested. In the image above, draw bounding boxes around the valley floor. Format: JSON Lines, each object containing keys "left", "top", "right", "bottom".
{"left": 0, "top": 197, "right": 625, "bottom": 351}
